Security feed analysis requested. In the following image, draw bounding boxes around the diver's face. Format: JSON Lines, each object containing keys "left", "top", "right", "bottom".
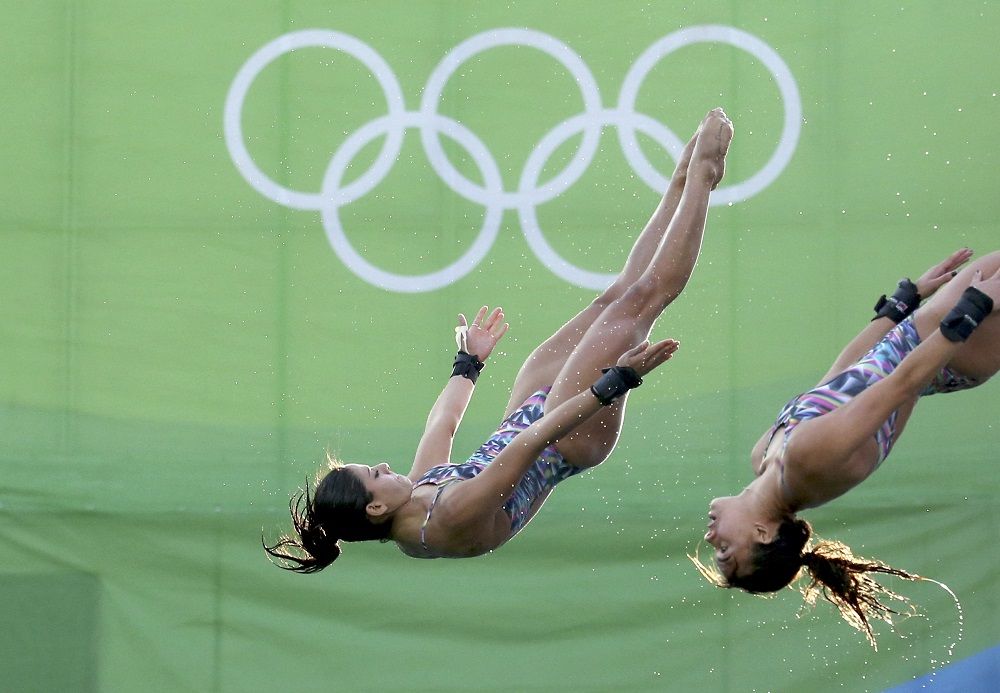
{"left": 705, "top": 496, "right": 761, "bottom": 581}
{"left": 345, "top": 462, "right": 412, "bottom": 516}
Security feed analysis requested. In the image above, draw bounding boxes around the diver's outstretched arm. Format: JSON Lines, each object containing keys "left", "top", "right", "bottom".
{"left": 444, "top": 339, "right": 678, "bottom": 523}
{"left": 814, "top": 248, "right": 973, "bottom": 385}
{"left": 789, "top": 268, "right": 999, "bottom": 478}
{"left": 408, "top": 307, "right": 508, "bottom": 481}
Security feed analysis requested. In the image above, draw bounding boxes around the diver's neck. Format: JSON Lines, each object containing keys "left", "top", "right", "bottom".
{"left": 741, "top": 465, "right": 797, "bottom": 519}
{"left": 386, "top": 491, "right": 426, "bottom": 542}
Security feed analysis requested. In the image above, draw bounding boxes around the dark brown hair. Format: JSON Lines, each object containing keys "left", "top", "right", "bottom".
{"left": 263, "top": 458, "right": 391, "bottom": 573}
{"left": 691, "top": 518, "right": 922, "bottom": 649}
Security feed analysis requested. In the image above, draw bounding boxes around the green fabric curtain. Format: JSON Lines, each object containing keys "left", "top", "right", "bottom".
{"left": 2, "top": 2, "right": 997, "bottom": 690}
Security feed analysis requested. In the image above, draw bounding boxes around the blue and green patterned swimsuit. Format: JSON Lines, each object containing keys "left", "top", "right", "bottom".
{"left": 412, "top": 387, "right": 583, "bottom": 553}
{"left": 767, "top": 317, "right": 979, "bottom": 465}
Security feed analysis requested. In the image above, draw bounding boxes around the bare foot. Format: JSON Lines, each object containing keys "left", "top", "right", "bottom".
{"left": 687, "top": 107, "right": 733, "bottom": 190}
{"left": 671, "top": 127, "right": 700, "bottom": 181}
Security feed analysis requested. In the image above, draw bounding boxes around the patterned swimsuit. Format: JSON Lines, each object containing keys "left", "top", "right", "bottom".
{"left": 766, "top": 317, "right": 979, "bottom": 465}
{"left": 411, "top": 387, "right": 583, "bottom": 554}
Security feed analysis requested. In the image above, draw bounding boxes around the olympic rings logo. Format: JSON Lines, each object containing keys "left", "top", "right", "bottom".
{"left": 224, "top": 26, "right": 801, "bottom": 293}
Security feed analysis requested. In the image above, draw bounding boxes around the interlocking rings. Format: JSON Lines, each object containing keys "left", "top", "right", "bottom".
{"left": 225, "top": 26, "right": 801, "bottom": 292}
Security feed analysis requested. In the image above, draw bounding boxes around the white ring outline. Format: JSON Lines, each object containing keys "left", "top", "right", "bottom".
{"left": 617, "top": 25, "right": 801, "bottom": 206}
{"left": 224, "top": 30, "right": 407, "bottom": 211}
{"left": 224, "top": 26, "right": 802, "bottom": 292}
{"left": 517, "top": 109, "right": 685, "bottom": 288}
{"left": 318, "top": 112, "right": 504, "bottom": 293}
{"left": 419, "top": 28, "right": 604, "bottom": 209}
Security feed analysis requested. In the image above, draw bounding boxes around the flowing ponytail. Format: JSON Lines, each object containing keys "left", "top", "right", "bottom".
{"left": 263, "top": 483, "right": 343, "bottom": 573}
{"left": 263, "top": 458, "right": 391, "bottom": 573}
{"left": 691, "top": 518, "right": 928, "bottom": 649}
{"left": 799, "top": 540, "right": 920, "bottom": 649}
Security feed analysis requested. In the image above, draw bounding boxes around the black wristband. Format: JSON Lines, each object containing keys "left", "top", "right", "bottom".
{"left": 939, "top": 287, "right": 993, "bottom": 342}
{"left": 873, "top": 278, "right": 921, "bottom": 323}
{"left": 452, "top": 350, "right": 485, "bottom": 383}
{"left": 590, "top": 366, "right": 642, "bottom": 406}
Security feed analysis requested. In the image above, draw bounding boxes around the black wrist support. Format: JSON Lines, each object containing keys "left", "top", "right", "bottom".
{"left": 590, "top": 366, "right": 642, "bottom": 406}
{"left": 452, "top": 350, "right": 485, "bottom": 383}
{"left": 873, "top": 278, "right": 921, "bottom": 323}
{"left": 939, "top": 287, "right": 993, "bottom": 342}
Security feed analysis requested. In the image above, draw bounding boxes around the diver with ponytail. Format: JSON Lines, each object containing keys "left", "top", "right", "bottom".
{"left": 694, "top": 516, "right": 923, "bottom": 648}
{"left": 696, "top": 248, "right": 1000, "bottom": 646}
{"left": 264, "top": 458, "right": 392, "bottom": 572}
{"left": 265, "top": 109, "right": 734, "bottom": 570}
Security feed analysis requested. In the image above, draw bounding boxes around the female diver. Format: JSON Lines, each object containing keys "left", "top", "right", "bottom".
{"left": 265, "top": 108, "right": 735, "bottom": 569}
{"left": 698, "top": 246, "right": 1000, "bottom": 646}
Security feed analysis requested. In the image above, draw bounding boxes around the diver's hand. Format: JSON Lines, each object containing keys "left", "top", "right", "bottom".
{"left": 455, "top": 306, "right": 509, "bottom": 361}
{"left": 914, "top": 247, "right": 974, "bottom": 298}
{"left": 968, "top": 267, "right": 1000, "bottom": 313}
{"left": 616, "top": 339, "right": 680, "bottom": 377}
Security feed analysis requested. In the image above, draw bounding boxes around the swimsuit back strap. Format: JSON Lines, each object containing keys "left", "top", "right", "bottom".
{"left": 764, "top": 420, "right": 796, "bottom": 458}
{"left": 419, "top": 482, "right": 451, "bottom": 552}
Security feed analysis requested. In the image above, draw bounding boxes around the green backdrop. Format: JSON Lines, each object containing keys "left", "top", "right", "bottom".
{"left": 2, "top": 2, "right": 997, "bottom": 691}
